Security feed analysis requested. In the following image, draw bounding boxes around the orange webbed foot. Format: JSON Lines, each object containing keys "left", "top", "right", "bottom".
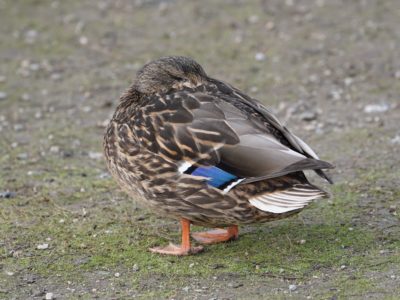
{"left": 149, "top": 218, "right": 204, "bottom": 256}
{"left": 191, "top": 225, "right": 239, "bottom": 245}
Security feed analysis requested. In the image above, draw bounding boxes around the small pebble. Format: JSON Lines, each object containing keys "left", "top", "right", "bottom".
{"left": 248, "top": 15, "right": 259, "bottom": 24}
{"left": 265, "top": 21, "right": 275, "bottom": 30}
{"left": 255, "top": 52, "right": 266, "bottom": 61}
{"left": 228, "top": 282, "right": 243, "bottom": 288}
{"left": 0, "top": 191, "right": 16, "bottom": 198}
{"left": 344, "top": 77, "right": 353, "bottom": 86}
{"left": 79, "top": 36, "right": 88, "bottom": 45}
{"left": 132, "top": 264, "right": 140, "bottom": 272}
{"left": 211, "top": 264, "right": 225, "bottom": 269}
{"left": 340, "top": 265, "right": 346, "bottom": 270}
{"left": 299, "top": 111, "right": 318, "bottom": 122}
{"left": 17, "top": 153, "right": 28, "bottom": 160}
{"left": 364, "top": 103, "right": 389, "bottom": 113}
{"left": 114, "top": 272, "right": 120, "bottom": 277}
{"left": 329, "top": 88, "right": 342, "bottom": 101}
{"left": 82, "top": 106, "right": 92, "bottom": 113}
{"left": 35, "top": 111, "right": 42, "bottom": 119}
{"left": 24, "top": 274, "right": 36, "bottom": 283}
{"left": 13, "top": 124, "right": 24, "bottom": 131}
{"left": 289, "top": 284, "right": 297, "bottom": 291}
{"left": 50, "top": 73, "right": 62, "bottom": 81}
{"left": 250, "top": 86, "right": 258, "bottom": 93}
{"left": 50, "top": 146, "right": 60, "bottom": 154}
{"left": 29, "top": 63, "right": 40, "bottom": 71}
{"left": 182, "top": 286, "right": 190, "bottom": 292}
{"left": 390, "top": 135, "right": 400, "bottom": 145}
{"left": 62, "top": 150, "right": 74, "bottom": 158}
{"left": 37, "top": 243, "right": 49, "bottom": 250}
{"left": 308, "top": 74, "right": 319, "bottom": 83}
{"left": 24, "top": 29, "right": 38, "bottom": 44}
{"left": 32, "top": 290, "right": 46, "bottom": 297}
{"left": 45, "top": 292, "right": 54, "bottom": 300}
{"left": 0, "top": 91, "right": 7, "bottom": 100}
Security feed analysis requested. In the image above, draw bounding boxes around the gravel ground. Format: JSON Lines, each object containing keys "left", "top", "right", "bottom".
{"left": 0, "top": 0, "right": 399, "bottom": 299}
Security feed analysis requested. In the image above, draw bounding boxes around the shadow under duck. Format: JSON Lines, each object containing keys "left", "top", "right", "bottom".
{"left": 104, "top": 56, "right": 333, "bottom": 255}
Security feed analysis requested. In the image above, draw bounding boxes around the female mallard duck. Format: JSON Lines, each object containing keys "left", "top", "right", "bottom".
{"left": 104, "top": 56, "right": 333, "bottom": 255}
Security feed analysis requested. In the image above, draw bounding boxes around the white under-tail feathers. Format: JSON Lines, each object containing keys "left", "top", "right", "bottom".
{"left": 249, "top": 185, "right": 327, "bottom": 214}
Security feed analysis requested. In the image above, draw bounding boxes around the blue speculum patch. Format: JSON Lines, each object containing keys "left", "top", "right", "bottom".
{"left": 190, "top": 166, "right": 238, "bottom": 188}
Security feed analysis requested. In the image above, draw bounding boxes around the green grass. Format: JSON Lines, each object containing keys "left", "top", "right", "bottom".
{"left": 3, "top": 157, "right": 397, "bottom": 298}
{"left": 0, "top": 183, "right": 380, "bottom": 280}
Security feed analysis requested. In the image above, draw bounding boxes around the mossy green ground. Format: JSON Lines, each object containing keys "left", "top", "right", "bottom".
{"left": 1, "top": 1, "right": 399, "bottom": 299}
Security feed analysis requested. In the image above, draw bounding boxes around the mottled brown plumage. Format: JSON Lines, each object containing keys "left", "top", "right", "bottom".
{"left": 103, "top": 56, "right": 333, "bottom": 255}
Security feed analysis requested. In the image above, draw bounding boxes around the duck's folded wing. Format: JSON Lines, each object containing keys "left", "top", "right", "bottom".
{"left": 221, "top": 84, "right": 334, "bottom": 183}
{"left": 214, "top": 100, "right": 333, "bottom": 182}
{"left": 136, "top": 89, "right": 332, "bottom": 184}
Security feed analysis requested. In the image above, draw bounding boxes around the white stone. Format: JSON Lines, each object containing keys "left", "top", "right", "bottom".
{"left": 79, "top": 36, "right": 88, "bottom": 45}
{"left": 255, "top": 52, "right": 266, "bottom": 61}
{"left": 390, "top": 135, "right": 400, "bottom": 145}
{"left": 364, "top": 103, "right": 389, "bottom": 113}
{"left": 37, "top": 243, "right": 49, "bottom": 250}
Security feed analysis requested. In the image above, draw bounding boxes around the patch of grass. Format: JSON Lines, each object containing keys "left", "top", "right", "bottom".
{"left": 2, "top": 164, "right": 391, "bottom": 296}
{"left": 2, "top": 184, "right": 377, "bottom": 285}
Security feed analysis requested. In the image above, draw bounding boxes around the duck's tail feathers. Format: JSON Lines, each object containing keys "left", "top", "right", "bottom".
{"left": 248, "top": 183, "right": 329, "bottom": 214}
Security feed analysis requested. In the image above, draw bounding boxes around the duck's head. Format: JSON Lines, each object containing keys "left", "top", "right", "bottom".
{"left": 133, "top": 56, "right": 208, "bottom": 94}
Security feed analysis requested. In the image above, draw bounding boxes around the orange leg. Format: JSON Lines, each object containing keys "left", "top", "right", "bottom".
{"left": 191, "top": 225, "right": 239, "bottom": 245}
{"left": 149, "top": 219, "right": 204, "bottom": 255}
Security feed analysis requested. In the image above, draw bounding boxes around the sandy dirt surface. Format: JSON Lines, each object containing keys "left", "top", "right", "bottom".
{"left": 0, "top": 0, "right": 399, "bottom": 299}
